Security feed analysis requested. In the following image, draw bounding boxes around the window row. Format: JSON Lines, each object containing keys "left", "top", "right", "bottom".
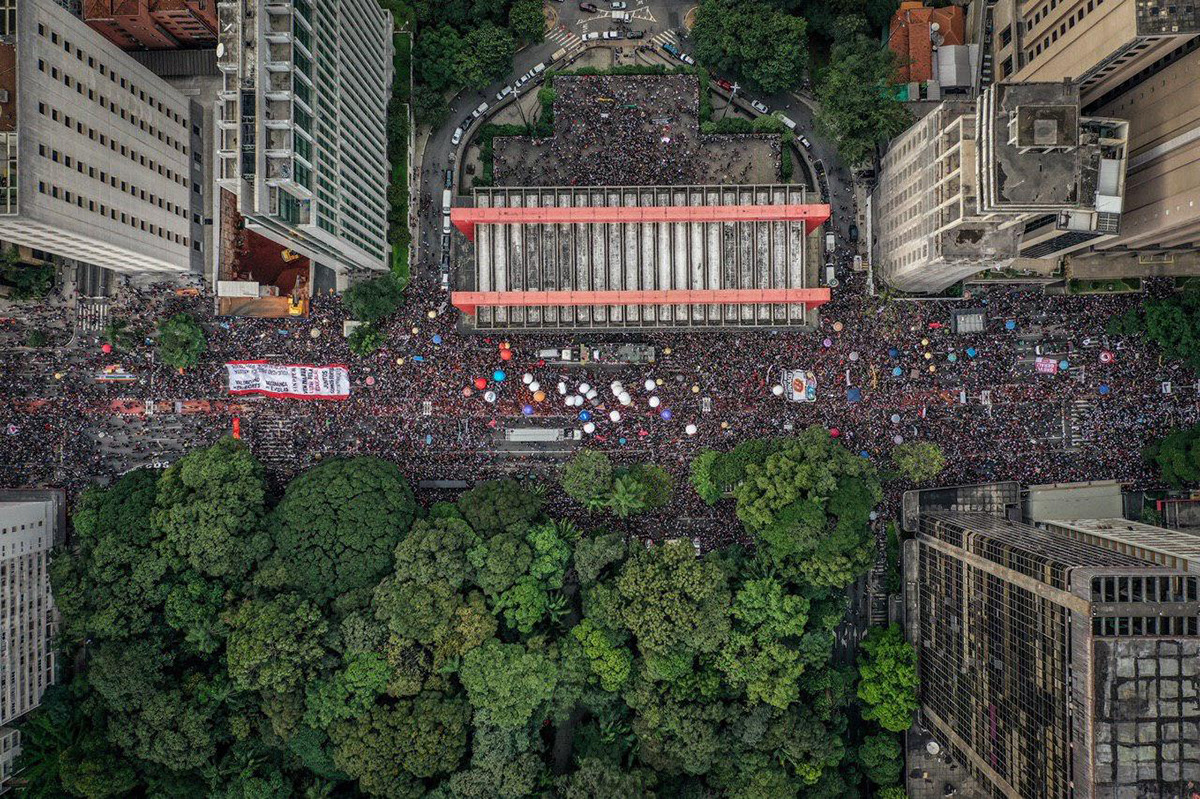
{"left": 37, "top": 101, "right": 190, "bottom": 189}
{"left": 37, "top": 144, "right": 190, "bottom": 222}
{"left": 35, "top": 59, "right": 189, "bottom": 157}
{"left": 38, "top": 20, "right": 189, "bottom": 132}
{"left": 37, "top": 182, "right": 190, "bottom": 248}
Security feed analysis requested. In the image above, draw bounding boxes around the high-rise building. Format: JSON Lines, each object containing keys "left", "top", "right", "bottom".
{"left": 0, "top": 495, "right": 60, "bottom": 790}
{"left": 872, "top": 81, "right": 1128, "bottom": 293}
{"left": 84, "top": 0, "right": 218, "bottom": 51}
{"left": 213, "top": 0, "right": 393, "bottom": 307}
{"left": 0, "top": 0, "right": 203, "bottom": 276}
{"left": 987, "top": 0, "right": 1200, "bottom": 257}
{"left": 905, "top": 495, "right": 1200, "bottom": 798}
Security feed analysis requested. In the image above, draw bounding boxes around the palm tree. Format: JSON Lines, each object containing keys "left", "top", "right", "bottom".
{"left": 606, "top": 475, "right": 647, "bottom": 519}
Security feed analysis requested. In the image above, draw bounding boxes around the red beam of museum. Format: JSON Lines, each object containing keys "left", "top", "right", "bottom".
{"left": 451, "top": 288, "right": 832, "bottom": 316}
{"left": 450, "top": 203, "right": 832, "bottom": 240}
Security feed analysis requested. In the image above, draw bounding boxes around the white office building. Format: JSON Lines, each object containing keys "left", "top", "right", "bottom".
{"left": 0, "top": 0, "right": 203, "bottom": 276}
{"left": 215, "top": 0, "right": 393, "bottom": 290}
{"left": 0, "top": 496, "right": 59, "bottom": 790}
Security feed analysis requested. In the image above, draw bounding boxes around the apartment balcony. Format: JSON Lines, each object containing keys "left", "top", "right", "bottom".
{"left": 265, "top": 156, "right": 295, "bottom": 186}
{"left": 263, "top": 99, "right": 291, "bottom": 130}
{"left": 265, "top": 129, "right": 292, "bottom": 158}
{"left": 219, "top": 129, "right": 238, "bottom": 155}
{"left": 265, "top": 14, "right": 291, "bottom": 44}
{"left": 265, "top": 43, "right": 292, "bottom": 72}
{"left": 264, "top": 0, "right": 291, "bottom": 13}
{"left": 265, "top": 71, "right": 292, "bottom": 102}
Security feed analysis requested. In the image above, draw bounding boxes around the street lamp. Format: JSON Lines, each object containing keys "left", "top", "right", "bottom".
{"left": 511, "top": 87, "right": 531, "bottom": 134}
{"left": 719, "top": 81, "right": 740, "bottom": 119}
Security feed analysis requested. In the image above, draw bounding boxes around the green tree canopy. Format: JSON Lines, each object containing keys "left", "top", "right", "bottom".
{"left": 155, "top": 312, "right": 207, "bottom": 369}
{"left": 268, "top": 457, "right": 415, "bottom": 607}
{"left": 459, "top": 639, "right": 558, "bottom": 729}
{"left": 507, "top": 0, "right": 544, "bottom": 44}
{"left": 857, "top": 624, "right": 919, "bottom": 732}
{"left": 1145, "top": 424, "right": 1200, "bottom": 485}
{"left": 560, "top": 450, "right": 615, "bottom": 505}
{"left": 691, "top": 0, "right": 809, "bottom": 94}
{"left": 890, "top": 440, "right": 946, "bottom": 483}
{"left": 226, "top": 593, "right": 328, "bottom": 695}
{"left": 815, "top": 34, "right": 910, "bottom": 167}
{"left": 858, "top": 732, "right": 903, "bottom": 785}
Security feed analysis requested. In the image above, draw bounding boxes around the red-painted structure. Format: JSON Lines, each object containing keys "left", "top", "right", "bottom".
{"left": 450, "top": 203, "right": 832, "bottom": 241}
{"left": 452, "top": 288, "right": 831, "bottom": 316}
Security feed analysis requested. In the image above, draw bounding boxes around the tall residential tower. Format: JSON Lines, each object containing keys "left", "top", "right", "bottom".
{"left": 213, "top": 0, "right": 393, "bottom": 311}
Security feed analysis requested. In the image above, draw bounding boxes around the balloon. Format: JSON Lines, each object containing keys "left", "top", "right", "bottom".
{"left": 644, "top": 379, "right": 657, "bottom": 392}
{"left": 649, "top": 396, "right": 661, "bottom": 408}
{"left": 579, "top": 383, "right": 591, "bottom": 394}
{"left": 500, "top": 349, "right": 513, "bottom": 361}
{"left": 365, "top": 376, "right": 376, "bottom": 386}
{"left": 557, "top": 381, "right": 567, "bottom": 395}
{"left": 609, "top": 410, "right": 621, "bottom": 422}
{"left": 772, "top": 385, "right": 784, "bottom": 396}
{"left": 892, "top": 367, "right": 903, "bottom": 376}
{"left": 101, "top": 343, "right": 112, "bottom": 354}
{"left": 522, "top": 405, "right": 534, "bottom": 415}
{"left": 484, "top": 391, "right": 497, "bottom": 402}
{"left": 822, "top": 338, "right": 832, "bottom": 347}
{"left": 660, "top": 409, "right": 673, "bottom": 420}
{"left": 890, "top": 414, "right": 900, "bottom": 423}
{"left": 493, "top": 370, "right": 506, "bottom": 382}
{"left": 529, "top": 381, "right": 540, "bottom": 393}
{"left": 462, "top": 387, "right": 473, "bottom": 397}
{"left": 579, "top": 410, "right": 592, "bottom": 421}
{"left": 849, "top": 351, "right": 859, "bottom": 361}
{"left": 583, "top": 422, "right": 595, "bottom": 433}
{"left": 533, "top": 390, "right": 546, "bottom": 402}
{"left": 475, "top": 378, "right": 487, "bottom": 390}
{"left": 893, "top": 435, "right": 904, "bottom": 444}
{"left": 829, "top": 427, "right": 840, "bottom": 438}
{"left": 432, "top": 334, "right": 443, "bottom": 345}
{"left": 522, "top": 373, "right": 533, "bottom": 385}
{"left": 586, "top": 389, "right": 598, "bottom": 400}
{"left": 685, "top": 424, "right": 697, "bottom": 435}
{"left": 832, "top": 321, "right": 844, "bottom": 332}
{"left": 618, "top": 392, "right": 631, "bottom": 405}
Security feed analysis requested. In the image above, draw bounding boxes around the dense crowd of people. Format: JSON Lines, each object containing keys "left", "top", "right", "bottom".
{"left": 1, "top": 263, "right": 1195, "bottom": 549}
{"left": 493, "top": 74, "right": 781, "bottom": 187}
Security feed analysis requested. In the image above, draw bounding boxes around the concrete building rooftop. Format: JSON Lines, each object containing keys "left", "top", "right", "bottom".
{"left": 990, "top": 82, "right": 1092, "bottom": 208}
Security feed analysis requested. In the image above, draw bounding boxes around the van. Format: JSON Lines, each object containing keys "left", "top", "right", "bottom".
{"left": 532, "top": 62, "right": 546, "bottom": 75}
{"left": 442, "top": 211, "right": 451, "bottom": 235}
{"left": 777, "top": 114, "right": 797, "bottom": 131}
{"left": 824, "top": 232, "right": 835, "bottom": 253}
{"left": 824, "top": 264, "right": 836, "bottom": 285}
{"left": 471, "top": 101, "right": 489, "bottom": 119}
{"left": 442, "top": 188, "right": 452, "bottom": 210}
{"left": 613, "top": 10, "right": 632, "bottom": 22}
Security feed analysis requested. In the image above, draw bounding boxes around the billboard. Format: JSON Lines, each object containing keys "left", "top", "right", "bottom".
{"left": 1034, "top": 357, "right": 1059, "bottom": 375}
{"left": 784, "top": 369, "right": 817, "bottom": 402}
{"left": 225, "top": 361, "right": 350, "bottom": 400}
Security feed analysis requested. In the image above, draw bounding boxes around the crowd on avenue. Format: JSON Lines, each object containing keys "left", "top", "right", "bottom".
{"left": 1, "top": 268, "right": 1195, "bottom": 548}
{"left": 493, "top": 75, "right": 782, "bottom": 187}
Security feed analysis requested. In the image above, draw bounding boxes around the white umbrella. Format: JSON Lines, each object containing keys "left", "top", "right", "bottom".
{"left": 649, "top": 396, "right": 661, "bottom": 408}
{"left": 557, "top": 381, "right": 567, "bottom": 395}
{"left": 644, "top": 379, "right": 657, "bottom": 392}
{"left": 618, "top": 392, "right": 631, "bottom": 406}
{"left": 565, "top": 395, "right": 577, "bottom": 407}
{"left": 771, "top": 385, "right": 784, "bottom": 396}
{"left": 586, "top": 389, "right": 598, "bottom": 400}
{"left": 609, "top": 410, "right": 621, "bottom": 422}
{"left": 685, "top": 424, "right": 698, "bottom": 436}
{"left": 579, "top": 382, "right": 591, "bottom": 394}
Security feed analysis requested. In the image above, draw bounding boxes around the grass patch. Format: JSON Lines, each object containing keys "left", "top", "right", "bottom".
{"left": 1067, "top": 277, "right": 1142, "bottom": 295}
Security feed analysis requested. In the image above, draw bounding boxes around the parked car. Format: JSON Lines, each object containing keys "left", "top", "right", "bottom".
{"left": 603, "top": 29, "right": 621, "bottom": 39}
{"left": 471, "top": 101, "right": 489, "bottom": 119}
{"left": 798, "top": 135, "right": 812, "bottom": 149}
{"left": 715, "top": 77, "right": 733, "bottom": 91}
{"left": 496, "top": 85, "right": 513, "bottom": 101}
{"left": 678, "top": 52, "right": 695, "bottom": 65}
{"left": 579, "top": 1, "right": 598, "bottom": 11}
{"left": 661, "top": 42, "right": 680, "bottom": 57}
{"left": 824, "top": 231, "right": 835, "bottom": 253}
{"left": 451, "top": 127, "right": 463, "bottom": 145}
{"left": 610, "top": 0, "right": 626, "bottom": 7}
{"left": 441, "top": 233, "right": 451, "bottom": 251}
{"left": 583, "top": 31, "right": 600, "bottom": 40}
{"left": 777, "top": 113, "right": 797, "bottom": 130}
{"left": 625, "top": 29, "right": 645, "bottom": 38}
{"left": 848, "top": 224, "right": 859, "bottom": 243}
{"left": 749, "top": 99, "right": 769, "bottom": 115}
{"left": 612, "top": 10, "right": 631, "bottom": 22}
{"left": 443, "top": 169, "right": 453, "bottom": 189}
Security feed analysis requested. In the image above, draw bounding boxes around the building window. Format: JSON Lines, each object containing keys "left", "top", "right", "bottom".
{"left": 1000, "top": 25, "right": 1012, "bottom": 46}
